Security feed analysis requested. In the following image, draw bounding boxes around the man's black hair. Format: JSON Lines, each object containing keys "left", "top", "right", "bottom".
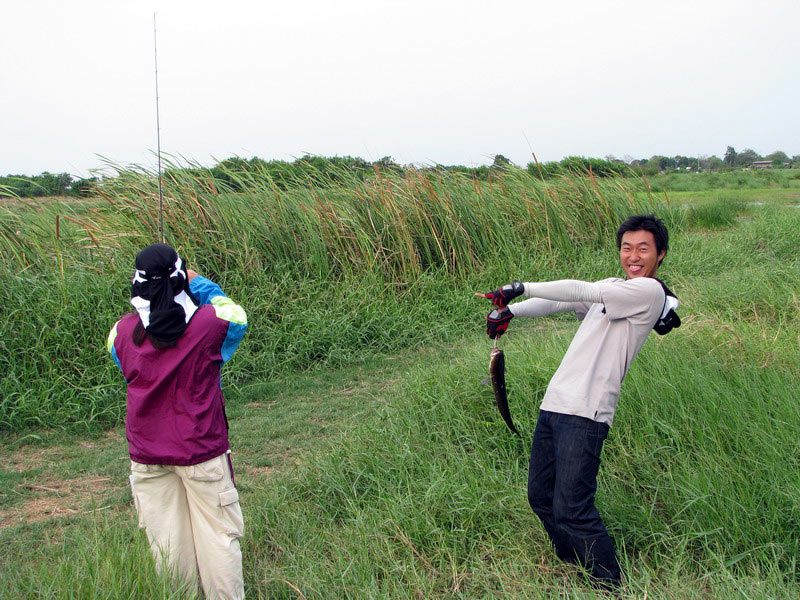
{"left": 616, "top": 214, "right": 669, "bottom": 264}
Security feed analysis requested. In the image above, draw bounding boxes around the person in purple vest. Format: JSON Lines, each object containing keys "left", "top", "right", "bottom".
{"left": 478, "top": 215, "right": 680, "bottom": 592}
{"left": 107, "top": 243, "right": 248, "bottom": 600}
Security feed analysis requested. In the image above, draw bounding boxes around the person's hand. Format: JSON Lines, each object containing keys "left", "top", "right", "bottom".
{"left": 475, "top": 280, "right": 524, "bottom": 308}
{"left": 186, "top": 269, "right": 199, "bottom": 282}
{"left": 487, "top": 308, "right": 514, "bottom": 339}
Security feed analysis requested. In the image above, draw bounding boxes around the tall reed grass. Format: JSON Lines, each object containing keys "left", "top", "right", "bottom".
{"left": 0, "top": 161, "right": 656, "bottom": 430}
{"left": 87, "top": 157, "right": 653, "bottom": 281}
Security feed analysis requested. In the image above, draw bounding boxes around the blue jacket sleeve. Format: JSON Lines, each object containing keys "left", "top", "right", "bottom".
{"left": 189, "top": 275, "right": 248, "bottom": 363}
{"left": 106, "top": 321, "right": 123, "bottom": 371}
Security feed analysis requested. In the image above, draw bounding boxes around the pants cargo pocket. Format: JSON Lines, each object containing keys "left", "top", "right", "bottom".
{"left": 219, "top": 488, "right": 244, "bottom": 538}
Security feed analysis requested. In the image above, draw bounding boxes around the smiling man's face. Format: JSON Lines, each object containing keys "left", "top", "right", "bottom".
{"left": 619, "top": 229, "right": 666, "bottom": 279}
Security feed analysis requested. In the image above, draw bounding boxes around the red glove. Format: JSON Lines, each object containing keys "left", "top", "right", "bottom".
{"left": 483, "top": 280, "right": 524, "bottom": 308}
{"left": 487, "top": 309, "right": 514, "bottom": 339}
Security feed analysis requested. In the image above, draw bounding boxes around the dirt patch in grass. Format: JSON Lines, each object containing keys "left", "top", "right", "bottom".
{"left": 0, "top": 474, "right": 126, "bottom": 528}
{"left": 247, "top": 401, "right": 278, "bottom": 408}
{"left": 2, "top": 441, "right": 75, "bottom": 474}
{"left": 242, "top": 465, "right": 278, "bottom": 479}
{"left": 240, "top": 451, "right": 304, "bottom": 480}
{"left": 0, "top": 430, "right": 128, "bottom": 529}
{"left": 2, "top": 429, "right": 124, "bottom": 474}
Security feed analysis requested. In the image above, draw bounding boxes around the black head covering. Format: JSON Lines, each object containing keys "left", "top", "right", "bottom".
{"left": 130, "top": 244, "right": 198, "bottom": 342}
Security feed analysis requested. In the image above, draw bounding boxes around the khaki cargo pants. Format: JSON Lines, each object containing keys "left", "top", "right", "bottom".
{"left": 129, "top": 451, "right": 245, "bottom": 600}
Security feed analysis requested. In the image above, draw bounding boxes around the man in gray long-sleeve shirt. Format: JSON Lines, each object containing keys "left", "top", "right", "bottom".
{"left": 478, "top": 214, "right": 680, "bottom": 590}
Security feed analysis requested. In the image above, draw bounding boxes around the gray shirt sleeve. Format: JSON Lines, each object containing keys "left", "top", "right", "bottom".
{"left": 518, "top": 278, "right": 664, "bottom": 322}
{"left": 511, "top": 279, "right": 602, "bottom": 320}
{"left": 508, "top": 297, "right": 580, "bottom": 318}
{"left": 521, "top": 279, "right": 604, "bottom": 304}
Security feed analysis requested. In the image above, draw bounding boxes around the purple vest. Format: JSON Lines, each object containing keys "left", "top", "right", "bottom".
{"left": 114, "top": 308, "right": 230, "bottom": 465}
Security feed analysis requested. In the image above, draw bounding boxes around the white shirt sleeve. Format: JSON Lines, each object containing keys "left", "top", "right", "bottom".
{"left": 519, "top": 278, "right": 664, "bottom": 322}
{"left": 508, "top": 297, "right": 579, "bottom": 318}
{"left": 521, "top": 280, "right": 604, "bottom": 304}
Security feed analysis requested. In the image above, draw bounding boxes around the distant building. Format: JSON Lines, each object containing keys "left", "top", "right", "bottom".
{"left": 752, "top": 161, "right": 773, "bottom": 169}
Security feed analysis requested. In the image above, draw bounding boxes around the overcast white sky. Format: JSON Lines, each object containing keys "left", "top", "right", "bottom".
{"left": 2, "top": 0, "right": 798, "bottom": 177}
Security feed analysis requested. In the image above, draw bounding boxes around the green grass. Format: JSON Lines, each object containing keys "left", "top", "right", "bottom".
{"left": 0, "top": 165, "right": 655, "bottom": 430}
{"left": 2, "top": 189, "right": 798, "bottom": 598}
{"left": 646, "top": 168, "right": 800, "bottom": 192}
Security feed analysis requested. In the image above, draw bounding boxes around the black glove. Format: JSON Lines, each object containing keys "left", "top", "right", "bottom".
{"left": 487, "top": 309, "right": 514, "bottom": 339}
{"left": 484, "top": 280, "right": 524, "bottom": 308}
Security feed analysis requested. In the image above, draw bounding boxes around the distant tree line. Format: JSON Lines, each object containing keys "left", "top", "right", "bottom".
{"left": 2, "top": 146, "right": 797, "bottom": 197}
{"left": 530, "top": 147, "right": 798, "bottom": 179}
{"left": 176, "top": 147, "right": 800, "bottom": 191}
{"left": 0, "top": 172, "right": 98, "bottom": 198}
{"left": 184, "top": 155, "right": 388, "bottom": 191}
{"left": 628, "top": 147, "right": 796, "bottom": 175}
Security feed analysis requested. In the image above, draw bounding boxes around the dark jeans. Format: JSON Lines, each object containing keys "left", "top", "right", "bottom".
{"left": 527, "top": 410, "right": 621, "bottom": 587}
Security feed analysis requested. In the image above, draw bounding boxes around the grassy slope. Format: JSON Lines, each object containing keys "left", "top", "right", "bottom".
{"left": 1, "top": 189, "right": 799, "bottom": 599}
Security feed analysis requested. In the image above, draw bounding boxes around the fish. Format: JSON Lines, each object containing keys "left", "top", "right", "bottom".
{"left": 489, "top": 346, "right": 520, "bottom": 436}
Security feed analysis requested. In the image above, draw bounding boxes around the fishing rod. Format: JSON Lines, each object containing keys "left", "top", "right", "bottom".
{"left": 153, "top": 13, "right": 165, "bottom": 244}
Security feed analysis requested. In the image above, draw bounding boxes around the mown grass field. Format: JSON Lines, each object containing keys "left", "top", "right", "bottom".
{"left": 644, "top": 168, "right": 800, "bottom": 193}
{"left": 1, "top": 168, "right": 798, "bottom": 598}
